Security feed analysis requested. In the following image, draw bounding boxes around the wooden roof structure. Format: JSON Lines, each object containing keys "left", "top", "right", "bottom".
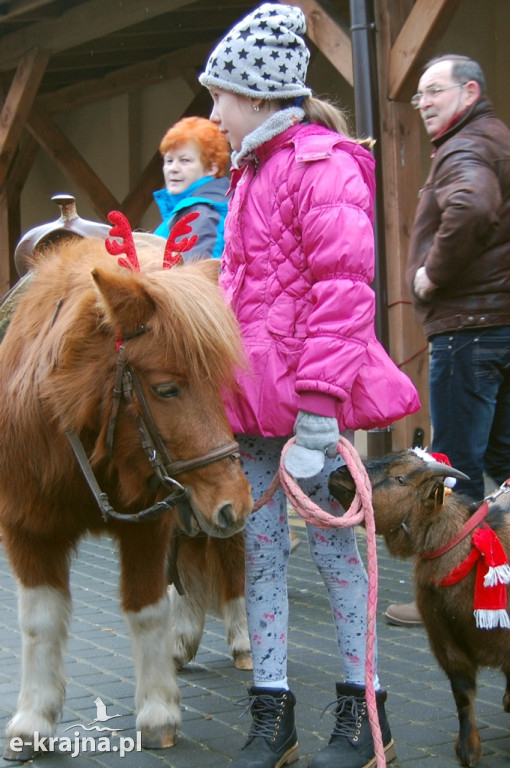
{"left": 0, "top": 0, "right": 472, "bottom": 449}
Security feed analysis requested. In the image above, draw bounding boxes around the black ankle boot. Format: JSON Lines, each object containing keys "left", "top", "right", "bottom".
{"left": 309, "top": 682, "right": 396, "bottom": 768}
{"left": 230, "top": 686, "right": 299, "bottom": 768}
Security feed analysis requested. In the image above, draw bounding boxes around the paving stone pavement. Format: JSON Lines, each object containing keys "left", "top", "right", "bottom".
{"left": 0, "top": 517, "right": 508, "bottom": 768}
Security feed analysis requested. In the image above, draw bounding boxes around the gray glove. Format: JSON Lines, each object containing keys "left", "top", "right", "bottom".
{"left": 284, "top": 410, "right": 340, "bottom": 479}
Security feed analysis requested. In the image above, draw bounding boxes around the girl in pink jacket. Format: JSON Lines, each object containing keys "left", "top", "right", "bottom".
{"left": 199, "top": 6, "right": 419, "bottom": 768}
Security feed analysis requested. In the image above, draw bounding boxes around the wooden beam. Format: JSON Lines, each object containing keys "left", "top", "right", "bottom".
{"left": 0, "top": 1, "right": 57, "bottom": 22}
{"left": 0, "top": 188, "right": 11, "bottom": 294}
{"left": 0, "top": 0, "right": 199, "bottom": 72}
{"left": 122, "top": 152, "right": 163, "bottom": 227}
{"left": 6, "top": 134, "right": 39, "bottom": 207}
{"left": 388, "top": 0, "right": 464, "bottom": 101}
{"left": 26, "top": 103, "right": 118, "bottom": 220}
{"left": 39, "top": 43, "right": 211, "bottom": 115}
{"left": 1, "top": 134, "right": 39, "bottom": 260}
{"left": 0, "top": 179, "right": 19, "bottom": 290}
{"left": 0, "top": 47, "right": 49, "bottom": 187}
{"left": 288, "top": 0, "right": 353, "bottom": 86}
{"left": 122, "top": 88, "right": 213, "bottom": 226}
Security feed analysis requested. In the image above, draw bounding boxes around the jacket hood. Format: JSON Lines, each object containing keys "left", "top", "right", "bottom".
{"left": 153, "top": 176, "right": 229, "bottom": 220}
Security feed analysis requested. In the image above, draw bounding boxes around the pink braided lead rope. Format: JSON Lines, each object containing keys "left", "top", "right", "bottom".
{"left": 267, "top": 436, "right": 386, "bottom": 768}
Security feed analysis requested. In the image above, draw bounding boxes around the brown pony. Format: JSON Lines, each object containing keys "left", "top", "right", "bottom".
{"left": 0, "top": 230, "right": 252, "bottom": 760}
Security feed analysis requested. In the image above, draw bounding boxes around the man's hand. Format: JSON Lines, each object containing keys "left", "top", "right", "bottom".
{"left": 414, "top": 266, "right": 438, "bottom": 300}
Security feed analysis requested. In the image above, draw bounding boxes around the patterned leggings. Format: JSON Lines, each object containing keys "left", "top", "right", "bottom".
{"left": 238, "top": 434, "right": 377, "bottom": 689}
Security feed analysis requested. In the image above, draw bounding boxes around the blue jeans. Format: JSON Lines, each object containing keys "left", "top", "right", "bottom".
{"left": 429, "top": 327, "right": 510, "bottom": 502}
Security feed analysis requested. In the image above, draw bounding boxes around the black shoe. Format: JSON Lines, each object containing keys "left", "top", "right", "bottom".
{"left": 230, "top": 686, "right": 299, "bottom": 768}
{"left": 309, "top": 682, "right": 396, "bottom": 768}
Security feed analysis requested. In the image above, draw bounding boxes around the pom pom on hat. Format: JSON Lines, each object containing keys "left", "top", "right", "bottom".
{"left": 199, "top": 3, "right": 312, "bottom": 101}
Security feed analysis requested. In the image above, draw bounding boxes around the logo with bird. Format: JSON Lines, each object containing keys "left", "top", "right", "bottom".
{"left": 63, "top": 697, "right": 124, "bottom": 733}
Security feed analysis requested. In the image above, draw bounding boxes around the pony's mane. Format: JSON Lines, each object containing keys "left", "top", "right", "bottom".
{"left": 133, "top": 260, "right": 243, "bottom": 390}
{"left": 2, "top": 238, "right": 244, "bottom": 437}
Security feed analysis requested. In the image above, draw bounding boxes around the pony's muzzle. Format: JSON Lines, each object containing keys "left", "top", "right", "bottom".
{"left": 216, "top": 502, "right": 236, "bottom": 531}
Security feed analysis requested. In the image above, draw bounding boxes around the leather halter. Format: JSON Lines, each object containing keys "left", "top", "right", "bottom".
{"left": 67, "top": 327, "right": 240, "bottom": 530}
{"left": 421, "top": 501, "right": 489, "bottom": 560}
{"left": 421, "top": 477, "right": 510, "bottom": 561}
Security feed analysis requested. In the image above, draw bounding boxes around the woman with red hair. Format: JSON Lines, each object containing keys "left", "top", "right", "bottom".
{"left": 153, "top": 116, "right": 230, "bottom": 260}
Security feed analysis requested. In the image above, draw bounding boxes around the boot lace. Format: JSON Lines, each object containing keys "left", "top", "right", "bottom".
{"left": 236, "top": 692, "right": 288, "bottom": 740}
{"left": 321, "top": 694, "right": 366, "bottom": 739}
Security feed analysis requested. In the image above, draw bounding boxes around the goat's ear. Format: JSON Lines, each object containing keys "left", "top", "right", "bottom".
{"left": 435, "top": 483, "right": 446, "bottom": 507}
{"left": 421, "top": 473, "right": 447, "bottom": 503}
{"left": 422, "top": 461, "right": 470, "bottom": 505}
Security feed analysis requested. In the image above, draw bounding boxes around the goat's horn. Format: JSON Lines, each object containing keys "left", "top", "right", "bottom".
{"left": 427, "top": 461, "right": 470, "bottom": 481}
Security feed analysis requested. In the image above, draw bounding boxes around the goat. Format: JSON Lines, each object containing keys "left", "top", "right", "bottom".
{"left": 328, "top": 450, "right": 510, "bottom": 768}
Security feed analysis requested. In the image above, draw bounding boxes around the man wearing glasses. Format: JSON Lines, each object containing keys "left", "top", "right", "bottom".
{"left": 387, "top": 55, "right": 510, "bottom": 628}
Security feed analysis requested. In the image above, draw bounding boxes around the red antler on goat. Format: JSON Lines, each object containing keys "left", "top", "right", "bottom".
{"left": 163, "top": 211, "right": 200, "bottom": 268}
{"left": 105, "top": 211, "right": 140, "bottom": 272}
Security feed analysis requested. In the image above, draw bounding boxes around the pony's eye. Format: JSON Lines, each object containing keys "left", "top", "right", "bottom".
{"left": 396, "top": 476, "right": 406, "bottom": 485}
{"left": 152, "top": 382, "right": 180, "bottom": 399}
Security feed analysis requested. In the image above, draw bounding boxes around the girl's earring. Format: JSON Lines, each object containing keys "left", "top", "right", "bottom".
{"left": 253, "top": 104, "right": 260, "bottom": 112}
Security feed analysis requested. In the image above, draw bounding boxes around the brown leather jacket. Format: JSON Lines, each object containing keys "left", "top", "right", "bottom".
{"left": 406, "top": 97, "right": 510, "bottom": 338}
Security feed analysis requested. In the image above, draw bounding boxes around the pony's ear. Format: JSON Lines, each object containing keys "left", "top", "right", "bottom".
{"left": 91, "top": 267, "right": 156, "bottom": 329}
{"left": 193, "top": 258, "right": 220, "bottom": 284}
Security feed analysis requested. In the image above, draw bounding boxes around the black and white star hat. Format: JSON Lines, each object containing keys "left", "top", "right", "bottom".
{"left": 199, "top": 3, "right": 312, "bottom": 100}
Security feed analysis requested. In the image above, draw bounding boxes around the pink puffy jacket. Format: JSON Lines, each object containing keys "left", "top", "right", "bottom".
{"left": 220, "top": 122, "right": 420, "bottom": 437}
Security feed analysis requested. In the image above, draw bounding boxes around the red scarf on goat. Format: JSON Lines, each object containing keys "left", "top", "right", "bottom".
{"left": 439, "top": 522, "right": 510, "bottom": 629}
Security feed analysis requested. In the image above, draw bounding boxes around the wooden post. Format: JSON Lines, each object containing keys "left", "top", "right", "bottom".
{"left": 0, "top": 188, "right": 12, "bottom": 294}
{"left": 375, "top": 0, "right": 431, "bottom": 449}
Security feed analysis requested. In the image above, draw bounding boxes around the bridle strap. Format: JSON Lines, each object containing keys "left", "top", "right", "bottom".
{"left": 164, "top": 441, "right": 241, "bottom": 476}
{"left": 125, "top": 363, "right": 174, "bottom": 468}
{"left": 125, "top": 363, "right": 240, "bottom": 476}
{"left": 66, "top": 427, "right": 192, "bottom": 525}
{"left": 106, "top": 327, "right": 148, "bottom": 458}
{"left": 68, "top": 332, "right": 241, "bottom": 528}
{"left": 105, "top": 345, "right": 127, "bottom": 458}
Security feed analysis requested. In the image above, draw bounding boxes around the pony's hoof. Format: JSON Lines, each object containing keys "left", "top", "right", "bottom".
{"left": 3, "top": 740, "right": 36, "bottom": 761}
{"left": 141, "top": 724, "right": 176, "bottom": 750}
{"left": 234, "top": 651, "right": 253, "bottom": 670}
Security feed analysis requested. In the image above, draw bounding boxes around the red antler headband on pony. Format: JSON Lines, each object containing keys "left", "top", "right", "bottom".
{"left": 162, "top": 212, "right": 199, "bottom": 267}
{"left": 105, "top": 210, "right": 200, "bottom": 271}
{"left": 105, "top": 211, "right": 140, "bottom": 271}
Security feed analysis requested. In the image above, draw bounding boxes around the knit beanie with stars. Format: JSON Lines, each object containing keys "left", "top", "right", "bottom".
{"left": 199, "top": 3, "right": 312, "bottom": 101}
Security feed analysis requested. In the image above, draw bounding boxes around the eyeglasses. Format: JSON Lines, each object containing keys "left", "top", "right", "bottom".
{"left": 410, "top": 82, "right": 466, "bottom": 110}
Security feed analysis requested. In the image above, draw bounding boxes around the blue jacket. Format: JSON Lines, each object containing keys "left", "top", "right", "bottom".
{"left": 153, "top": 176, "right": 229, "bottom": 260}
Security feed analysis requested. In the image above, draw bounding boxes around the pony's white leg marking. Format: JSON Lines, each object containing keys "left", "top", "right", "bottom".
{"left": 125, "top": 594, "right": 180, "bottom": 748}
{"left": 7, "top": 585, "right": 70, "bottom": 740}
{"left": 221, "top": 596, "right": 253, "bottom": 669}
{"left": 168, "top": 582, "right": 207, "bottom": 668}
